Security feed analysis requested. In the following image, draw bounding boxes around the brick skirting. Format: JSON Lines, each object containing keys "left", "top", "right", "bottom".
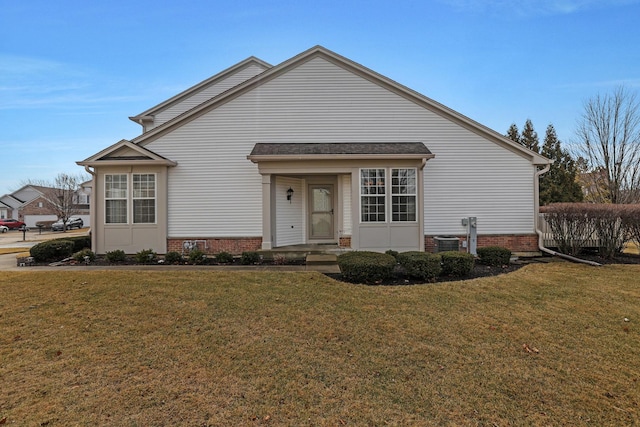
{"left": 339, "top": 236, "right": 352, "bottom": 248}
{"left": 425, "top": 234, "right": 539, "bottom": 253}
{"left": 167, "top": 237, "right": 262, "bottom": 255}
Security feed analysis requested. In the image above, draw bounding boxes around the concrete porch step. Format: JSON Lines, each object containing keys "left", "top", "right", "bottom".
{"left": 305, "top": 253, "right": 338, "bottom": 266}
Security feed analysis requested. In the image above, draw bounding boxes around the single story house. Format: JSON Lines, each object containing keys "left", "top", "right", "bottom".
{"left": 78, "top": 46, "right": 550, "bottom": 256}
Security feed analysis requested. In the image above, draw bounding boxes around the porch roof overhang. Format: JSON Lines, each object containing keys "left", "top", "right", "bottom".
{"left": 247, "top": 142, "right": 435, "bottom": 163}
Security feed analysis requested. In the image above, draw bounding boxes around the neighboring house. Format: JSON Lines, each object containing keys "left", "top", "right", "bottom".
{"left": 0, "top": 185, "right": 91, "bottom": 228}
{"left": 0, "top": 196, "right": 20, "bottom": 220}
{"left": 78, "top": 46, "right": 550, "bottom": 256}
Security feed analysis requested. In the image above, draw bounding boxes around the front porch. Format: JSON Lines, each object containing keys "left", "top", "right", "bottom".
{"left": 259, "top": 243, "right": 346, "bottom": 273}
{"left": 248, "top": 142, "right": 434, "bottom": 253}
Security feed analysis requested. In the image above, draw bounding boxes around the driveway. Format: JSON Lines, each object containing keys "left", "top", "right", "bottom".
{"left": 0, "top": 227, "right": 88, "bottom": 249}
{"left": 0, "top": 228, "right": 89, "bottom": 271}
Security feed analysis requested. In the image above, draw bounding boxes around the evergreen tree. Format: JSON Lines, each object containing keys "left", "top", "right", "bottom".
{"left": 520, "top": 119, "right": 540, "bottom": 153}
{"left": 506, "top": 123, "right": 521, "bottom": 145}
{"left": 539, "top": 124, "right": 584, "bottom": 205}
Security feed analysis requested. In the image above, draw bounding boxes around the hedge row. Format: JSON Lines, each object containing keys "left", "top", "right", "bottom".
{"left": 29, "top": 235, "right": 92, "bottom": 262}
{"left": 338, "top": 250, "right": 481, "bottom": 284}
{"left": 541, "top": 203, "right": 640, "bottom": 258}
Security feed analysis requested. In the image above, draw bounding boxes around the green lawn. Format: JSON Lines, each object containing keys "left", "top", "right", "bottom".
{"left": 1, "top": 263, "right": 639, "bottom": 426}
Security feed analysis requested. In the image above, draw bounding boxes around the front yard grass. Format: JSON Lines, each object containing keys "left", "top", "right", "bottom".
{"left": 1, "top": 263, "right": 639, "bottom": 426}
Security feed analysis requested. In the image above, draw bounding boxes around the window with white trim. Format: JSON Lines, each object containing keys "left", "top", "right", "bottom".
{"left": 360, "top": 169, "right": 386, "bottom": 222}
{"left": 133, "top": 174, "right": 156, "bottom": 223}
{"left": 360, "top": 167, "right": 418, "bottom": 223}
{"left": 105, "top": 174, "right": 128, "bottom": 223}
{"left": 391, "top": 168, "right": 417, "bottom": 222}
{"left": 104, "top": 173, "right": 156, "bottom": 224}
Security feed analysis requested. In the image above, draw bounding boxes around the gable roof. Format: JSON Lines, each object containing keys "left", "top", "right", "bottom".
{"left": 128, "top": 45, "right": 550, "bottom": 166}
{"left": 129, "top": 56, "right": 272, "bottom": 125}
{"left": 77, "top": 139, "right": 177, "bottom": 167}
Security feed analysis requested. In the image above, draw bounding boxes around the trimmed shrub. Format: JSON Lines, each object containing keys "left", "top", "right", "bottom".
{"left": 337, "top": 251, "right": 397, "bottom": 284}
{"left": 66, "top": 235, "right": 91, "bottom": 252}
{"left": 216, "top": 251, "right": 234, "bottom": 264}
{"left": 441, "top": 251, "right": 475, "bottom": 277}
{"left": 396, "top": 251, "right": 442, "bottom": 281}
{"left": 477, "top": 246, "right": 511, "bottom": 266}
{"left": 241, "top": 251, "right": 260, "bottom": 265}
{"left": 135, "top": 249, "right": 157, "bottom": 264}
{"left": 385, "top": 249, "right": 399, "bottom": 260}
{"left": 164, "top": 251, "right": 183, "bottom": 264}
{"left": 188, "top": 249, "right": 207, "bottom": 265}
{"left": 73, "top": 248, "right": 96, "bottom": 263}
{"left": 30, "top": 239, "right": 75, "bottom": 262}
{"left": 105, "top": 249, "right": 126, "bottom": 263}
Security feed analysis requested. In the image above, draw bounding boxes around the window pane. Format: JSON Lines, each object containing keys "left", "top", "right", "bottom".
{"left": 133, "top": 174, "right": 155, "bottom": 198}
{"left": 392, "top": 196, "right": 416, "bottom": 221}
{"left": 133, "top": 199, "right": 155, "bottom": 223}
{"left": 105, "top": 174, "right": 127, "bottom": 199}
{"left": 391, "top": 169, "right": 416, "bottom": 222}
{"left": 133, "top": 174, "right": 156, "bottom": 223}
{"left": 106, "top": 199, "right": 127, "bottom": 223}
{"left": 360, "top": 169, "right": 386, "bottom": 222}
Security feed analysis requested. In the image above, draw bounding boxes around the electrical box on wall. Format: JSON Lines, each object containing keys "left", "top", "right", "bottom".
{"left": 462, "top": 217, "right": 477, "bottom": 255}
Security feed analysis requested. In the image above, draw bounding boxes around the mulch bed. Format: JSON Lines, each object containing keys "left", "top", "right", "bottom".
{"left": 325, "top": 252, "right": 640, "bottom": 286}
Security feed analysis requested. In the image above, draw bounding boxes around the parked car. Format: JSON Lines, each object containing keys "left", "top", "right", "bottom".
{"left": 0, "top": 219, "right": 26, "bottom": 229}
{"left": 51, "top": 217, "right": 84, "bottom": 231}
{"left": 0, "top": 225, "right": 8, "bottom": 233}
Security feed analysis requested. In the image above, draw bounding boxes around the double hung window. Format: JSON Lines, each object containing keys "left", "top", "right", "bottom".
{"left": 360, "top": 169, "right": 386, "bottom": 222}
{"left": 360, "top": 168, "right": 417, "bottom": 223}
{"left": 391, "top": 168, "right": 417, "bottom": 222}
{"left": 105, "top": 174, "right": 128, "bottom": 223}
{"left": 133, "top": 174, "right": 156, "bottom": 223}
{"left": 105, "top": 173, "right": 156, "bottom": 224}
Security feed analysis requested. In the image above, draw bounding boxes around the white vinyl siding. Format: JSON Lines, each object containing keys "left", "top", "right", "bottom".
{"left": 153, "top": 64, "right": 267, "bottom": 128}
{"left": 144, "top": 56, "right": 536, "bottom": 238}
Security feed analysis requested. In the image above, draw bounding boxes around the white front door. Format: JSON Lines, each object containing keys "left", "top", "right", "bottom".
{"left": 309, "top": 184, "right": 334, "bottom": 240}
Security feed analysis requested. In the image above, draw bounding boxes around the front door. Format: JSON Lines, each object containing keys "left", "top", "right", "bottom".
{"left": 309, "top": 185, "right": 334, "bottom": 240}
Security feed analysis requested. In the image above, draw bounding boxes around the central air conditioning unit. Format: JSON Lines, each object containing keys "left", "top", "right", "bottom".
{"left": 433, "top": 236, "right": 460, "bottom": 253}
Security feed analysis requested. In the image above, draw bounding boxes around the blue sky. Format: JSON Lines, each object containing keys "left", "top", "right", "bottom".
{"left": 1, "top": 0, "right": 639, "bottom": 196}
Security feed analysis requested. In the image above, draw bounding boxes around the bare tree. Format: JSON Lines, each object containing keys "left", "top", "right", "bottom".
{"left": 574, "top": 86, "right": 640, "bottom": 203}
{"left": 39, "top": 173, "right": 89, "bottom": 231}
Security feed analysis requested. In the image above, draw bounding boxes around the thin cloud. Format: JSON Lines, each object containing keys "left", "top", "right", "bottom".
{"left": 0, "top": 55, "right": 141, "bottom": 110}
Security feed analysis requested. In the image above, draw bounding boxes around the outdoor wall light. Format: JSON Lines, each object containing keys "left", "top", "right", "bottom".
{"left": 286, "top": 187, "right": 294, "bottom": 203}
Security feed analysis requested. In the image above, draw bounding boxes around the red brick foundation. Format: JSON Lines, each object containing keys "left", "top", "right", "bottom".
{"left": 424, "top": 234, "right": 539, "bottom": 253}
{"left": 339, "top": 236, "right": 352, "bottom": 248}
{"left": 167, "top": 237, "right": 262, "bottom": 255}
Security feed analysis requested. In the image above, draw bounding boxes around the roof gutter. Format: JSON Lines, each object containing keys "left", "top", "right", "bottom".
{"left": 534, "top": 164, "right": 601, "bottom": 267}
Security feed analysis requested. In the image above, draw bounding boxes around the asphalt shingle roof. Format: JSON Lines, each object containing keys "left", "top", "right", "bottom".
{"left": 249, "top": 142, "right": 432, "bottom": 156}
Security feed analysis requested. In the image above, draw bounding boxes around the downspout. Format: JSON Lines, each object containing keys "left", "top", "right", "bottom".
{"left": 534, "top": 164, "right": 601, "bottom": 266}
{"left": 84, "top": 165, "right": 97, "bottom": 254}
